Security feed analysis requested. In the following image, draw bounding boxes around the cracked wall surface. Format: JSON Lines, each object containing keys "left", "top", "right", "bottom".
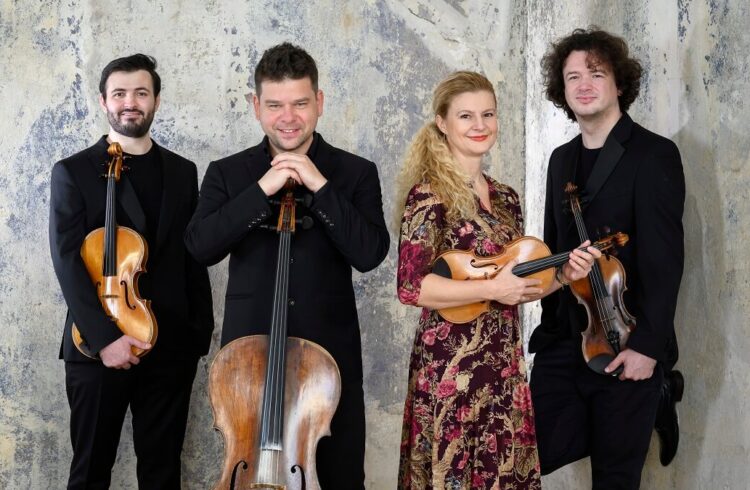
{"left": 0, "top": 1, "right": 746, "bottom": 488}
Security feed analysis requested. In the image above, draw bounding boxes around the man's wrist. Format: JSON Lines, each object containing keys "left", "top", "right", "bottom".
{"left": 555, "top": 266, "right": 570, "bottom": 287}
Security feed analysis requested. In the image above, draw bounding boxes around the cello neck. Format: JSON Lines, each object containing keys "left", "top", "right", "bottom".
{"left": 260, "top": 184, "right": 296, "bottom": 450}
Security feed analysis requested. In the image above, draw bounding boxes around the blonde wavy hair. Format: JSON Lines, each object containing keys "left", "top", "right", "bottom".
{"left": 395, "top": 71, "right": 497, "bottom": 226}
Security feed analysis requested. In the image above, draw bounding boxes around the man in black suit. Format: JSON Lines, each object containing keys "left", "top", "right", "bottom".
{"left": 49, "top": 54, "right": 213, "bottom": 489}
{"left": 184, "top": 43, "right": 389, "bottom": 489}
{"left": 529, "top": 29, "right": 685, "bottom": 489}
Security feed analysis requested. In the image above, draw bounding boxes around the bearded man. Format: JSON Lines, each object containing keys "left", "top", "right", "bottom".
{"left": 49, "top": 53, "right": 213, "bottom": 489}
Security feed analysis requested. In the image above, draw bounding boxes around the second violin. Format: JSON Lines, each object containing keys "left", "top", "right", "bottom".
{"left": 566, "top": 182, "right": 636, "bottom": 375}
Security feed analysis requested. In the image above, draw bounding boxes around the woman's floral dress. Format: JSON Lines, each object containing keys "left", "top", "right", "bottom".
{"left": 397, "top": 177, "right": 541, "bottom": 490}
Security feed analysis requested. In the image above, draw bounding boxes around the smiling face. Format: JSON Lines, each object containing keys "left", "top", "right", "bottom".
{"left": 253, "top": 77, "right": 324, "bottom": 156}
{"left": 99, "top": 69, "right": 159, "bottom": 138}
{"left": 563, "top": 50, "right": 622, "bottom": 123}
{"left": 435, "top": 90, "right": 498, "bottom": 165}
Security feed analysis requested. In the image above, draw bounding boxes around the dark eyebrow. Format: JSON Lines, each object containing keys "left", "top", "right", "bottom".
{"left": 109, "top": 86, "right": 152, "bottom": 93}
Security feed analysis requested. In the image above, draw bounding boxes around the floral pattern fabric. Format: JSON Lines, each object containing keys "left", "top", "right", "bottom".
{"left": 397, "top": 177, "right": 541, "bottom": 489}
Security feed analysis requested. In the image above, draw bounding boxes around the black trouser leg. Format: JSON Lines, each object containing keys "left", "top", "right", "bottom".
{"left": 65, "top": 362, "right": 131, "bottom": 490}
{"left": 131, "top": 357, "right": 199, "bottom": 490}
{"left": 315, "top": 379, "right": 366, "bottom": 490}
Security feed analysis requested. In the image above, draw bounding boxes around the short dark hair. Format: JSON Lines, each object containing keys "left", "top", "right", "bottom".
{"left": 99, "top": 53, "right": 161, "bottom": 98}
{"left": 542, "top": 27, "right": 642, "bottom": 121}
{"left": 254, "top": 42, "right": 318, "bottom": 96}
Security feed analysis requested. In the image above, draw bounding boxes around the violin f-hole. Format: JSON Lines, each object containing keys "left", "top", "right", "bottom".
{"left": 121, "top": 280, "right": 137, "bottom": 310}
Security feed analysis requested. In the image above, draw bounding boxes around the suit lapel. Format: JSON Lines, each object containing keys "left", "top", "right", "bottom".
{"left": 117, "top": 174, "right": 148, "bottom": 234}
{"left": 154, "top": 145, "right": 175, "bottom": 254}
{"left": 580, "top": 113, "right": 633, "bottom": 210}
{"left": 243, "top": 142, "right": 271, "bottom": 182}
{"left": 560, "top": 138, "right": 581, "bottom": 235}
{"left": 562, "top": 135, "right": 581, "bottom": 190}
{"left": 311, "top": 133, "right": 332, "bottom": 177}
{"left": 89, "top": 136, "right": 148, "bottom": 234}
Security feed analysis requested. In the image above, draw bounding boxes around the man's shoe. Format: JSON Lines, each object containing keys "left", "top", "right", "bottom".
{"left": 654, "top": 369, "right": 684, "bottom": 466}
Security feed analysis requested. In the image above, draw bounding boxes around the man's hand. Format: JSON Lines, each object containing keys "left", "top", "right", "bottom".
{"left": 258, "top": 164, "right": 301, "bottom": 196}
{"left": 605, "top": 348, "right": 657, "bottom": 381}
{"left": 270, "top": 153, "right": 327, "bottom": 193}
{"left": 561, "top": 240, "right": 601, "bottom": 283}
{"left": 99, "top": 336, "right": 151, "bottom": 369}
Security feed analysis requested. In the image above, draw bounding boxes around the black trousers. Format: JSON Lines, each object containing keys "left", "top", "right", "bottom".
{"left": 65, "top": 356, "right": 199, "bottom": 490}
{"left": 530, "top": 340, "right": 662, "bottom": 490}
{"left": 315, "top": 379, "right": 366, "bottom": 489}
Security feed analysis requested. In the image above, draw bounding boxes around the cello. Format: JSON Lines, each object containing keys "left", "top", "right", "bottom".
{"left": 209, "top": 181, "right": 341, "bottom": 490}
{"left": 72, "top": 142, "right": 157, "bottom": 358}
{"left": 432, "top": 233, "right": 628, "bottom": 324}
{"left": 566, "top": 182, "right": 636, "bottom": 375}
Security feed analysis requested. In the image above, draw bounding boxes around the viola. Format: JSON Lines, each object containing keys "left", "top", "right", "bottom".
{"left": 566, "top": 182, "right": 636, "bottom": 375}
{"left": 432, "top": 232, "right": 628, "bottom": 324}
{"left": 72, "top": 142, "right": 157, "bottom": 357}
{"left": 209, "top": 180, "right": 341, "bottom": 490}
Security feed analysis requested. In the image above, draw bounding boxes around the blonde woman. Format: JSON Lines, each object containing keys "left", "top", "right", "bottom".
{"left": 395, "top": 71, "right": 598, "bottom": 489}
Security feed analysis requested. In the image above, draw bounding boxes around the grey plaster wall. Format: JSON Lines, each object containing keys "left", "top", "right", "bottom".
{"left": 0, "top": 1, "right": 746, "bottom": 489}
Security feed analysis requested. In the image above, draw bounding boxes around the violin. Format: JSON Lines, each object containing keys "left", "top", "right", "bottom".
{"left": 566, "top": 182, "right": 636, "bottom": 375}
{"left": 209, "top": 180, "right": 341, "bottom": 490}
{"left": 432, "top": 232, "right": 628, "bottom": 324}
{"left": 72, "top": 142, "right": 157, "bottom": 358}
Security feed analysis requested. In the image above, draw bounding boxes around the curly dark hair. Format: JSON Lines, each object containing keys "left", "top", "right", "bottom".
{"left": 541, "top": 27, "right": 642, "bottom": 121}
{"left": 99, "top": 54, "right": 161, "bottom": 98}
{"left": 254, "top": 42, "right": 318, "bottom": 96}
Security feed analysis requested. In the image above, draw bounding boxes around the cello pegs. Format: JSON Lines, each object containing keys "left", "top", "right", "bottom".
{"left": 295, "top": 194, "right": 313, "bottom": 207}
{"left": 296, "top": 216, "right": 314, "bottom": 230}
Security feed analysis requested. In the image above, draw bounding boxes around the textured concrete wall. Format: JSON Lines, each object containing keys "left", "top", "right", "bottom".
{"left": 0, "top": 1, "right": 746, "bottom": 489}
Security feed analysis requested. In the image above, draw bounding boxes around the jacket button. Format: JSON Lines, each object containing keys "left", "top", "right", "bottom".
{"left": 288, "top": 298, "right": 295, "bottom": 306}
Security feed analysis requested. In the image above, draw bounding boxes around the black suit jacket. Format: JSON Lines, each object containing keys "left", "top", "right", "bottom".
{"left": 184, "top": 133, "right": 389, "bottom": 381}
{"left": 530, "top": 113, "right": 685, "bottom": 367}
{"left": 50, "top": 136, "right": 214, "bottom": 361}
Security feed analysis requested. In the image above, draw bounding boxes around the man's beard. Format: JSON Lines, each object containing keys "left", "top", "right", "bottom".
{"left": 107, "top": 109, "right": 154, "bottom": 138}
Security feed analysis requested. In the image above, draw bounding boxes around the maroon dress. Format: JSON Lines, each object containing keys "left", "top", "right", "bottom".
{"left": 397, "top": 177, "right": 541, "bottom": 489}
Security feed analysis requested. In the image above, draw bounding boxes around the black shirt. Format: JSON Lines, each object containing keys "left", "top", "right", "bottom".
{"left": 576, "top": 143, "right": 602, "bottom": 189}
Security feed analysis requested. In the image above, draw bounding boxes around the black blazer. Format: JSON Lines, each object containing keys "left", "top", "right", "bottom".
{"left": 184, "top": 133, "right": 389, "bottom": 381}
{"left": 49, "top": 136, "right": 214, "bottom": 362}
{"left": 530, "top": 113, "right": 685, "bottom": 367}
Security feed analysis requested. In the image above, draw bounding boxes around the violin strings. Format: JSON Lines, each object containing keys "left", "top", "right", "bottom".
{"left": 105, "top": 176, "right": 115, "bottom": 276}
{"left": 511, "top": 242, "right": 607, "bottom": 277}
{"left": 571, "top": 201, "right": 614, "bottom": 340}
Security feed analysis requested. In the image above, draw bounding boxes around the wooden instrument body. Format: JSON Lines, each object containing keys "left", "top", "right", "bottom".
{"left": 433, "top": 236, "right": 555, "bottom": 324}
{"left": 209, "top": 335, "right": 341, "bottom": 490}
{"left": 72, "top": 226, "right": 157, "bottom": 358}
{"left": 571, "top": 254, "right": 635, "bottom": 373}
{"left": 564, "top": 182, "right": 636, "bottom": 375}
{"left": 71, "top": 143, "right": 157, "bottom": 358}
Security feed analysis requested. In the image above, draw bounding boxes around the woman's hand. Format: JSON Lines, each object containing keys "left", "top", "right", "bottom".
{"left": 488, "top": 258, "right": 543, "bottom": 305}
{"left": 560, "top": 240, "right": 601, "bottom": 283}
